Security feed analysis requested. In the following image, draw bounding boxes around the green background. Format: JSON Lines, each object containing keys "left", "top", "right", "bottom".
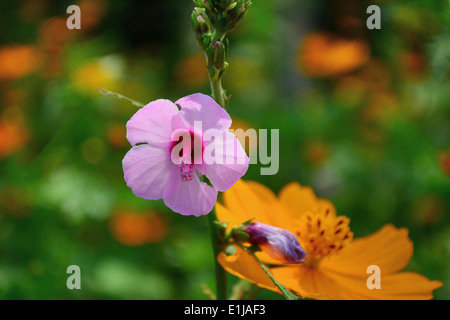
{"left": 0, "top": 0, "right": 448, "bottom": 299}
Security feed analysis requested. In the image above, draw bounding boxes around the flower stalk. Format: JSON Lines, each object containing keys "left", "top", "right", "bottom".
{"left": 246, "top": 248, "right": 300, "bottom": 300}
{"left": 191, "top": 0, "right": 252, "bottom": 299}
{"left": 206, "top": 208, "right": 228, "bottom": 300}
{"left": 192, "top": 0, "right": 252, "bottom": 109}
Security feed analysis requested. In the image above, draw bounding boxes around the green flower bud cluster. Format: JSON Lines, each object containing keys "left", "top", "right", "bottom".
{"left": 192, "top": 0, "right": 251, "bottom": 34}
{"left": 191, "top": 0, "right": 252, "bottom": 108}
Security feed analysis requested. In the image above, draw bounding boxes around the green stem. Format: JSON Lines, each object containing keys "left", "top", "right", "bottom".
{"left": 206, "top": 30, "right": 227, "bottom": 109}
{"left": 247, "top": 250, "right": 300, "bottom": 300}
{"left": 209, "top": 75, "right": 226, "bottom": 108}
{"left": 230, "top": 242, "right": 300, "bottom": 300}
{"left": 98, "top": 88, "right": 144, "bottom": 108}
{"left": 206, "top": 208, "right": 228, "bottom": 300}
{"left": 205, "top": 28, "right": 228, "bottom": 298}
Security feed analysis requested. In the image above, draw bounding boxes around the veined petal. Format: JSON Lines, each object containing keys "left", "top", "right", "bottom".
{"left": 278, "top": 182, "right": 337, "bottom": 219}
{"left": 218, "top": 248, "right": 278, "bottom": 293}
{"left": 220, "top": 180, "right": 275, "bottom": 227}
{"left": 321, "top": 224, "right": 413, "bottom": 276}
{"left": 216, "top": 180, "right": 294, "bottom": 240}
{"left": 126, "top": 99, "right": 179, "bottom": 147}
{"left": 271, "top": 266, "right": 352, "bottom": 299}
{"left": 246, "top": 181, "right": 300, "bottom": 233}
{"left": 322, "top": 269, "right": 443, "bottom": 300}
{"left": 163, "top": 166, "right": 218, "bottom": 216}
{"left": 123, "top": 144, "right": 172, "bottom": 200}
{"left": 176, "top": 93, "right": 232, "bottom": 132}
{"left": 203, "top": 131, "right": 249, "bottom": 191}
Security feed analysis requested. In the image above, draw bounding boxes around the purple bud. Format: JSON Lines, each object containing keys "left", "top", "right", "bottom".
{"left": 244, "top": 222, "right": 307, "bottom": 264}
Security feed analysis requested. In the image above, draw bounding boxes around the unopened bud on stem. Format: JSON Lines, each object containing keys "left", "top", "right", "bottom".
{"left": 234, "top": 222, "right": 307, "bottom": 264}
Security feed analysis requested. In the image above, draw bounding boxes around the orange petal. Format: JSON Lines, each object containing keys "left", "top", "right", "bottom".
{"left": 222, "top": 180, "right": 275, "bottom": 226}
{"left": 215, "top": 202, "right": 239, "bottom": 232}
{"left": 278, "top": 182, "right": 336, "bottom": 218}
{"left": 323, "top": 269, "right": 442, "bottom": 300}
{"left": 274, "top": 266, "right": 442, "bottom": 300}
{"left": 271, "top": 266, "right": 355, "bottom": 299}
{"left": 254, "top": 250, "right": 286, "bottom": 266}
{"left": 321, "top": 224, "right": 413, "bottom": 276}
{"left": 217, "top": 247, "right": 278, "bottom": 293}
{"left": 220, "top": 250, "right": 351, "bottom": 300}
{"left": 246, "top": 180, "right": 295, "bottom": 232}
{"left": 245, "top": 180, "right": 278, "bottom": 203}
{"left": 366, "top": 272, "right": 442, "bottom": 300}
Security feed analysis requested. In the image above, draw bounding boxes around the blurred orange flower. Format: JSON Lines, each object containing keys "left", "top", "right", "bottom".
{"left": 78, "top": 0, "right": 107, "bottom": 31}
{"left": 109, "top": 211, "right": 168, "bottom": 246}
{"left": 363, "top": 90, "right": 398, "bottom": 122}
{"left": 106, "top": 122, "right": 127, "bottom": 148}
{"left": 359, "top": 59, "right": 392, "bottom": 92}
{"left": 333, "top": 75, "right": 367, "bottom": 108}
{"left": 38, "top": 17, "right": 72, "bottom": 77}
{"left": 0, "top": 184, "right": 30, "bottom": 218}
{"left": 297, "top": 32, "right": 370, "bottom": 78}
{"left": 0, "top": 106, "right": 29, "bottom": 158}
{"left": 412, "top": 194, "right": 445, "bottom": 227}
{"left": 440, "top": 149, "right": 450, "bottom": 176}
{"left": 400, "top": 51, "right": 427, "bottom": 80}
{"left": 302, "top": 140, "right": 330, "bottom": 166}
{"left": 39, "top": 18, "right": 72, "bottom": 50}
{"left": 216, "top": 180, "right": 442, "bottom": 299}
{"left": 174, "top": 52, "right": 209, "bottom": 89}
{"left": 0, "top": 45, "right": 39, "bottom": 80}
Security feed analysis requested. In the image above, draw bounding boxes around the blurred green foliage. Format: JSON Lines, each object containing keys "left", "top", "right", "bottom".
{"left": 0, "top": 0, "right": 449, "bottom": 299}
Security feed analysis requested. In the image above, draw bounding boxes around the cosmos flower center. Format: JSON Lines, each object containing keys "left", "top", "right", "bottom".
{"left": 296, "top": 208, "right": 353, "bottom": 268}
{"left": 170, "top": 129, "right": 204, "bottom": 182}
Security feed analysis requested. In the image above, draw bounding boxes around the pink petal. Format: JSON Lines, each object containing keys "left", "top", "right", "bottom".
{"left": 123, "top": 144, "right": 173, "bottom": 200}
{"left": 126, "top": 99, "right": 180, "bottom": 147}
{"left": 175, "top": 93, "right": 232, "bottom": 132}
{"left": 202, "top": 131, "right": 249, "bottom": 191}
{"left": 163, "top": 166, "right": 218, "bottom": 216}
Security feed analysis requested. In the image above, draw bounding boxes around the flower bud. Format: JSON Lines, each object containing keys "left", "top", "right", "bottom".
{"left": 207, "top": 41, "right": 227, "bottom": 71}
{"left": 227, "top": 0, "right": 245, "bottom": 19}
{"left": 226, "top": 0, "right": 250, "bottom": 30}
{"left": 214, "top": 41, "right": 226, "bottom": 66}
{"left": 201, "top": 33, "right": 213, "bottom": 49}
{"left": 191, "top": 10, "right": 210, "bottom": 37}
{"left": 242, "top": 222, "right": 307, "bottom": 264}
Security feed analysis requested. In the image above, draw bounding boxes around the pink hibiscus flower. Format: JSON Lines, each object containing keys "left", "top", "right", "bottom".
{"left": 122, "top": 93, "right": 249, "bottom": 216}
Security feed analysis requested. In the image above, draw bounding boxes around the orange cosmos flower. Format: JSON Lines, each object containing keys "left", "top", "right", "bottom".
{"left": 0, "top": 106, "right": 29, "bottom": 158}
{"left": 78, "top": 0, "right": 107, "bottom": 31}
{"left": 0, "top": 45, "right": 39, "bottom": 80}
{"left": 106, "top": 122, "right": 127, "bottom": 148}
{"left": 302, "top": 140, "right": 330, "bottom": 166}
{"left": 297, "top": 32, "right": 370, "bottom": 78}
{"left": 110, "top": 211, "right": 168, "bottom": 246}
{"left": 216, "top": 180, "right": 442, "bottom": 300}
{"left": 440, "top": 149, "right": 450, "bottom": 176}
{"left": 174, "top": 52, "right": 209, "bottom": 89}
